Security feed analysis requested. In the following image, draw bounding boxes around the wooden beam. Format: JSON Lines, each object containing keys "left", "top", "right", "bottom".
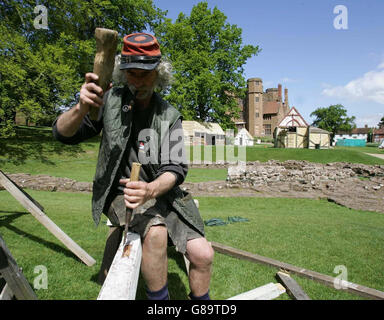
{"left": 227, "top": 283, "right": 286, "bottom": 300}
{"left": 0, "top": 170, "right": 96, "bottom": 267}
{"left": 97, "top": 226, "right": 122, "bottom": 285}
{"left": 97, "top": 232, "right": 142, "bottom": 300}
{"left": 211, "top": 241, "right": 384, "bottom": 300}
{"left": 276, "top": 271, "right": 311, "bottom": 300}
{"left": 0, "top": 283, "right": 13, "bottom": 300}
{"left": 0, "top": 235, "right": 37, "bottom": 300}
{"left": 1, "top": 173, "right": 45, "bottom": 211}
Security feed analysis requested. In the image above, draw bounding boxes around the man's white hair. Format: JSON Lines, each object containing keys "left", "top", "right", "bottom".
{"left": 111, "top": 54, "right": 173, "bottom": 91}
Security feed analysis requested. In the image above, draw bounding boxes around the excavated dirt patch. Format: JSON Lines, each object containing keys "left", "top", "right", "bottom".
{"left": 2, "top": 160, "right": 383, "bottom": 214}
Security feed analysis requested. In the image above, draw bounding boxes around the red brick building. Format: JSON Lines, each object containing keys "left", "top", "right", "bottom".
{"left": 234, "top": 78, "right": 290, "bottom": 137}
{"left": 373, "top": 127, "right": 384, "bottom": 143}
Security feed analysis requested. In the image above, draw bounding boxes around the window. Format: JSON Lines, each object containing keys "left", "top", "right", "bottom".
{"left": 255, "top": 96, "right": 259, "bottom": 102}
{"left": 288, "top": 127, "right": 297, "bottom": 132}
{"left": 263, "top": 124, "right": 271, "bottom": 135}
{"left": 255, "top": 112, "right": 259, "bottom": 118}
{"left": 263, "top": 114, "right": 272, "bottom": 120}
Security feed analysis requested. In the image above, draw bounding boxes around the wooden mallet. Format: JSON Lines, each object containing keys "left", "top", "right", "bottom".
{"left": 89, "top": 28, "right": 119, "bottom": 120}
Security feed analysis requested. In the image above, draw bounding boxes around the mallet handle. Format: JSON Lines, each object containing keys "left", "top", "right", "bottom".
{"left": 89, "top": 28, "right": 118, "bottom": 120}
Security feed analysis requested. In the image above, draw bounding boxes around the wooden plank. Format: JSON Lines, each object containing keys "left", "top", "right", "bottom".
{"left": 211, "top": 241, "right": 384, "bottom": 300}
{"left": 0, "top": 170, "right": 96, "bottom": 267}
{"left": 276, "top": 271, "right": 311, "bottom": 300}
{"left": 97, "top": 226, "right": 123, "bottom": 285}
{"left": 1, "top": 171, "right": 44, "bottom": 212}
{"left": 0, "top": 235, "right": 37, "bottom": 300}
{"left": 227, "top": 283, "right": 286, "bottom": 300}
{"left": 0, "top": 283, "right": 13, "bottom": 300}
{"left": 97, "top": 232, "right": 142, "bottom": 300}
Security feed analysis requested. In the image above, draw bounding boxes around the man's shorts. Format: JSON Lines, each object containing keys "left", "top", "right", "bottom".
{"left": 105, "top": 194, "right": 202, "bottom": 254}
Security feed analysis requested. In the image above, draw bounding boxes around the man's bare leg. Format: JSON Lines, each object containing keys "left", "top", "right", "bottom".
{"left": 185, "top": 237, "right": 214, "bottom": 298}
{"left": 141, "top": 225, "right": 168, "bottom": 292}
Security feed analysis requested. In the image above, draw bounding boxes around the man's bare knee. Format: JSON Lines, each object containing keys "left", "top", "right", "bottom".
{"left": 187, "top": 239, "right": 214, "bottom": 268}
{"left": 143, "top": 225, "right": 168, "bottom": 250}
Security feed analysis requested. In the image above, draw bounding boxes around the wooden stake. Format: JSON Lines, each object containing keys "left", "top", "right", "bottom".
{"left": 98, "top": 162, "right": 143, "bottom": 299}
{"left": 276, "top": 271, "right": 311, "bottom": 300}
{"left": 97, "top": 232, "right": 142, "bottom": 300}
{"left": 0, "top": 170, "right": 96, "bottom": 267}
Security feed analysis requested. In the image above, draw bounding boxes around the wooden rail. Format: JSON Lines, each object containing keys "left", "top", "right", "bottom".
{"left": 211, "top": 241, "right": 384, "bottom": 300}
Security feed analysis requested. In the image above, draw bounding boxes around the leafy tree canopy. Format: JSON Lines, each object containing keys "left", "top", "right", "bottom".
{"left": 0, "top": 0, "right": 166, "bottom": 137}
{"left": 378, "top": 116, "right": 384, "bottom": 128}
{"left": 310, "top": 104, "right": 356, "bottom": 140}
{"left": 155, "top": 2, "right": 260, "bottom": 130}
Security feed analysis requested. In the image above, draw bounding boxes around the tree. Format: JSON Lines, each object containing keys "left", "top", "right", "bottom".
{"left": 0, "top": 24, "right": 79, "bottom": 135}
{"left": 310, "top": 104, "right": 356, "bottom": 143}
{"left": 0, "top": 0, "right": 166, "bottom": 137}
{"left": 155, "top": 2, "right": 260, "bottom": 130}
{"left": 378, "top": 116, "right": 384, "bottom": 128}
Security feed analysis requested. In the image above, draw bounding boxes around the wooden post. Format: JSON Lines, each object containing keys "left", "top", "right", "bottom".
{"left": 97, "top": 232, "right": 142, "bottom": 300}
{"left": 97, "top": 162, "right": 143, "bottom": 299}
{"left": 0, "top": 170, "right": 96, "bottom": 267}
{"left": 211, "top": 241, "right": 384, "bottom": 300}
{"left": 227, "top": 283, "right": 285, "bottom": 300}
{"left": 0, "top": 235, "right": 37, "bottom": 300}
{"left": 276, "top": 271, "right": 311, "bottom": 300}
{"left": 97, "top": 226, "right": 123, "bottom": 285}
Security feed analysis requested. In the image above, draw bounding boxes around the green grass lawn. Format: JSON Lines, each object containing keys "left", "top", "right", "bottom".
{"left": 1, "top": 190, "right": 382, "bottom": 300}
{"left": 245, "top": 145, "right": 384, "bottom": 164}
{"left": 1, "top": 126, "right": 383, "bottom": 184}
{"left": 1, "top": 127, "right": 383, "bottom": 300}
{"left": 335, "top": 145, "right": 384, "bottom": 155}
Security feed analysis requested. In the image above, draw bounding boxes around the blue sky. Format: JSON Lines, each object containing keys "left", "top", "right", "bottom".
{"left": 153, "top": 0, "right": 384, "bottom": 127}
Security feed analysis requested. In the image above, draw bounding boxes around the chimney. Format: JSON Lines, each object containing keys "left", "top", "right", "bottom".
{"left": 284, "top": 88, "right": 288, "bottom": 106}
{"left": 278, "top": 84, "right": 282, "bottom": 101}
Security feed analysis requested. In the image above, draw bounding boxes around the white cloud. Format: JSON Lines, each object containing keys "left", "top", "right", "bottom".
{"left": 355, "top": 113, "right": 383, "bottom": 128}
{"left": 280, "top": 77, "right": 297, "bottom": 83}
{"left": 322, "top": 63, "right": 384, "bottom": 104}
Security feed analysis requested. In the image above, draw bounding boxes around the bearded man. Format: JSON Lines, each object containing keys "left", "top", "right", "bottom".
{"left": 53, "top": 33, "right": 214, "bottom": 300}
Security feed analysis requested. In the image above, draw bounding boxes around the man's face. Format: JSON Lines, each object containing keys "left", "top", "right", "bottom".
{"left": 125, "top": 68, "right": 157, "bottom": 101}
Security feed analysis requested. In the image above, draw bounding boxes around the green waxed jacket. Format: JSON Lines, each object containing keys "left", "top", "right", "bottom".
{"left": 91, "top": 86, "right": 205, "bottom": 236}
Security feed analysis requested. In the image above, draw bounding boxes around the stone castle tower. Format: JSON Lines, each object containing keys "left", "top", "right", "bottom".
{"left": 235, "top": 78, "right": 291, "bottom": 137}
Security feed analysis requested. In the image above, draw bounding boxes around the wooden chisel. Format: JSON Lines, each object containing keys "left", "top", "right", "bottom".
{"left": 122, "top": 162, "right": 141, "bottom": 257}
